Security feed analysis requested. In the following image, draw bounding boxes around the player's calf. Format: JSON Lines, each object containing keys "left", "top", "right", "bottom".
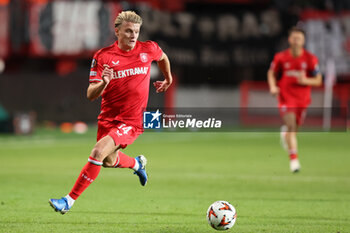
{"left": 280, "top": 125, "right": 288, "bottom": 151}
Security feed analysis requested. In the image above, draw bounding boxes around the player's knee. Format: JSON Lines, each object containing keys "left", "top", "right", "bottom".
{"left": 286, "top": 123, "right": 297, "bottom": 132}
{"left": 90, "top": 147, "right": 104, "bottom": 161}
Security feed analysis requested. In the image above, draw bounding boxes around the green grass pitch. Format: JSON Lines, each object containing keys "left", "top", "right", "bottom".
{"left": 0, "top": 128, "right": 349, "bottom": 233}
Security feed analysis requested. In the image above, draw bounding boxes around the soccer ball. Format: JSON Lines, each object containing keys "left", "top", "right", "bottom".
{"left": 206, "top": 201, "right": 237, "bottom": 230}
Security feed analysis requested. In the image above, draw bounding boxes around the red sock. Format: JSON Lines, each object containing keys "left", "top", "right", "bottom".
{"left": 69, "top": 156, "right": 102, "bottom": 200}
{"left": 289, "top": 150, "right": 298, "bottom": 160}
{"left": 115, "top": 151, "right": 136, "bottom": 169}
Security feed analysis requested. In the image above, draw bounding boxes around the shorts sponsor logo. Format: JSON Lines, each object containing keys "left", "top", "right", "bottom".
{"left": 90, "top": 71, "right": 97, "bottom": 76}
{"left": 281, "top": 105, "right": 287, "bottom": 112}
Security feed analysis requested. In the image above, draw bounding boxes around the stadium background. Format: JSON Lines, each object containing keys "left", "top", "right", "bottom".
{"left": 0, "top": 1, "right": 350, "bottom": 233}
{"left": 0, "top": 0, "right": 349, "bottom": 129}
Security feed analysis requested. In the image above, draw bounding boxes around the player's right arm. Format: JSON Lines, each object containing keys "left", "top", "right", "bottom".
{"left": 87, "top": 51, "right": 115, "bottom": 101}
{"left": 267, "top": 70, "right": 279, "bottom": 96}
{"left": 87, "top": 64, "right": 114, "bottom": 101}
{"left": 87, "top": 81, "right": 106, "bottom": 101}
{"left": 267, "top": 54, "right": 281, "bottom": 97}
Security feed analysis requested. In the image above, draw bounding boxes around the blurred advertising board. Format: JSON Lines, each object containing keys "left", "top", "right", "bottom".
{"left": 0, "top": 1, "right": 9, "bottom": 58}
{"left": 134, "top": 4, "right": 289, "bottom": 85}
{"left": 28, "top": 1, "right": 121, "bottom": 56}
{"left": 302, "top": 10, "right": 350, "bottom": 76}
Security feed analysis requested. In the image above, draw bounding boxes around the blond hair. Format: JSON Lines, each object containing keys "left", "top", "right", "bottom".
{"left": 114, "top": 11, "right": 143, "bottom": 28}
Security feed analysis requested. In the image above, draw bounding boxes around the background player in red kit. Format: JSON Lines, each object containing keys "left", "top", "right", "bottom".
{"left": 267, "top": 27, "right": 322, "bottom": 173}
{"left": 49, "top": 11, "right": 173, "bottom": 214}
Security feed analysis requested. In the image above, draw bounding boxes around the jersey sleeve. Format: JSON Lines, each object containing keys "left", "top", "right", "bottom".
{"left": 89, "top": 51, "right": 103, "bottom": 83}
{"left": 269, "top": 53, "right": 282, "bottom": 73}
{"left": 309, "top": 55, "right": 320, "bottom": 76}
{"left": 147, "top": 41, "right": 163, "bottom": 61}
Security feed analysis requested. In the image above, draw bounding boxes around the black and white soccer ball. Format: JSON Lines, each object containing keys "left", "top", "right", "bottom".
{"left": 206, "top": 201, "right": 237, "bottom": 230}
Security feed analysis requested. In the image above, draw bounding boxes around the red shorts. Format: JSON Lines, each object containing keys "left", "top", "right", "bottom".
{"left": 97, "top": 120, "right": 142, "bottom": 149}
{"left": 278, "top": 104, "right": 307, "bottom": 126}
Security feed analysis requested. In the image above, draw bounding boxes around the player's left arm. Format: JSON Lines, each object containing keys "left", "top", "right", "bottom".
{"left": 153, "top": 52, "right": 173, "bottom": 93}
{"left": 298, "top": 72, "right": 322, "bottom": 86}
{"left": 297, "top": 57, "right": 322, "bottom": 87}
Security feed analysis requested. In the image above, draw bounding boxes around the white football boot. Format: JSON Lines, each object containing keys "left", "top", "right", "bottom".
{"left": 290, "top": 159, "right": 301, "bottom": 173}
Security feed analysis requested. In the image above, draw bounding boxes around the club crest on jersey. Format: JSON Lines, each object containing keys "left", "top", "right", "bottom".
{"left": 140, "top": 53, "right": 148, "bottom": 63}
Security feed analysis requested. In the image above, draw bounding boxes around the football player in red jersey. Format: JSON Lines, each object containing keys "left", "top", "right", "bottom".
{"left": 49, "top": 11, "right": 173, "bottom": 214}
{"left": 267, "top": 27, "right": 322, "bottom": 173}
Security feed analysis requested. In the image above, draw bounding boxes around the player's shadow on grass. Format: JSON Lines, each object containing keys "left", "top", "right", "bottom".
{"left": 239, "top": 197, "right": 347, "bottom": 202}
{"left": 0, "top": 220, "right": 104, "bottom": 225}
{"left": 75, "top": 211, "right": 201, "bottom": 217}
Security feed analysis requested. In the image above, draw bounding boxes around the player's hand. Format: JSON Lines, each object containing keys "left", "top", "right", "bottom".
{"left": 102, "top": 65, "right": 114, "bottom": 85}
{"left": 153, "top": 79, "right": 172, "bottom": 93}
{"left": 269, "top": 85, "right": 279, "bottom": 96}
{"left": 297, "top": 71, "right": 308, "bottom": 85}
